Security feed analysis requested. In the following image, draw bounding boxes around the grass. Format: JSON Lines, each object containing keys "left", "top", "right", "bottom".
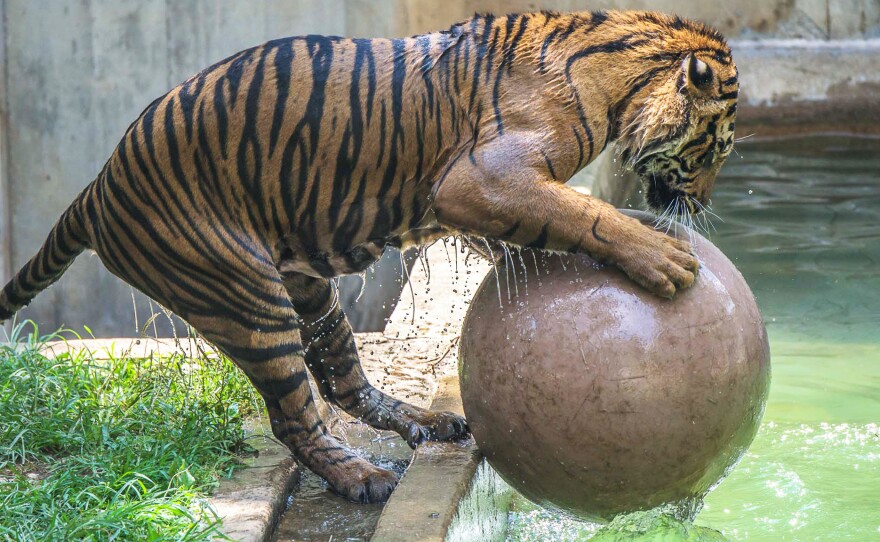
{"left": 0, "top": 321, "right": 261, "bottom": 542}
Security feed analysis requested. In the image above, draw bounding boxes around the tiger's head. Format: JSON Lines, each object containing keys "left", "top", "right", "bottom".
{"left": 616, "top": 48, "right": 738, "bottom": 216}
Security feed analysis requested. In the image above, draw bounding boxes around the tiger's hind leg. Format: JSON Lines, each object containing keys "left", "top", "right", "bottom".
{"left": 178, "top": 265, "right": 398, "bottom": 503}
{"left": 282, "top": 272, "right": 469, "bottom": 448}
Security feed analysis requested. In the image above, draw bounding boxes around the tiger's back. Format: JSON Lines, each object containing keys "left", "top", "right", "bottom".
{"left": 98, "top": 33, "right": 470, "bottom": 288}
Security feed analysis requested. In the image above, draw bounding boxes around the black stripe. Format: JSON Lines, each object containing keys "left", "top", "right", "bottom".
{"left": 572, "top": 127, "right": 585, "bottom": 169}
{"left": 563, "top": 37, "right": 652, "bottom": 162}
{"left": 263, "top": 371, "right": 309, "bottom": 399}
{"left": 592, "top": 216, "right": 611, "bottom": 244}
{"left": 177, "top": 75, "right": 204, "bottom": 144}
{"left": 369, "top": 39, "right": 408, "bottom": 240}
{"left": 566, "top": 36, "right": 650, "bottom": 70}
{"left": 500, "top": 220, "right": 521, "bottom": 240}
{"left": 539, "top": 28, "right": 561, "bottom": 72}
{"left": 220, "top": 340, "right": 305, "bottom": 365}
{"left": 484, "top": 25, "right": 500, "bottom": 84}
{"left": 268, "top": 38, "right": 294, "bottom": 156}
{"left": 529, "top": 224, "right": 550, "bottom": 249}
{"left": 468, "top": 14, "right": 494, "bottom": 113}
{"left": 362, "top": 40, "right": 377, "bottom": 125}
{"left": 376, "top": 100, "right": 387, "bottom": 168}
{"left": 332, "top": 171, "right": 368, "bottom": 252}
{"left": 679, "top": 132, "right": 709, "bottom": 153}
{"left": 542, "top": 152, "right": 557, "bottom": 180}
{"left": 491, "top": 15, "right": 529, "bottom": 134}
{"left": 618, "top": 67, "right": 664, "bottom": 111}
{"left": 237, "top": 46, "right": 268, "bottom": 219}
{"left": 417, "top": 35, "right": 435, "bottom": 107}
{"left": 212, "top": 48, "right": 257, "bottom": 160}
{"left": 303, "top": 35, "right": 334, "bottom": 162}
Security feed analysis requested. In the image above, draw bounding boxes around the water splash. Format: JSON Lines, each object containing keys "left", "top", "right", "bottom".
{"left": 354, "top": 271, "right": 367, "bottom": 303}
{"left": 501, "top": 243, "right": 519, "bottom": 300}
{"left": 399, "top": 250, "right": 417, "bottom": 326}
{"left": 480, "top": 238, "right": 504, "bottom": 309}
{"left": 516, "top": 249, "right": 529, "bottom": 294}
{"left": 590, "top": 509, "right": 728, "bottom": 542}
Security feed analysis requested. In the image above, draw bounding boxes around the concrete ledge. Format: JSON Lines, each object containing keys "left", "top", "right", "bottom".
{"left": 209, "top": 430, "right": 298, "bottom": 542}
{"left": 371, "top": 375, "right": 482, "bottom": 542}
{"left": 35, "top": 337, "right": 218, "bottom": 360}
{"left": 731, "top": 39, "right": 880, "bottom": 135}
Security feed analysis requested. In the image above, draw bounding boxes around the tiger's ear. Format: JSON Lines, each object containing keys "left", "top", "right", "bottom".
{"left": 681, "top": 53, "right": 714, "bottom": 97}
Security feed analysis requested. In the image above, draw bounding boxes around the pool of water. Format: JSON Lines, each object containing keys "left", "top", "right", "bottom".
{"left": 505, "top": 135, "right": 880, "bottom": 541}
{"left": 271, "top": 422, "right": 411, "bottom": 542}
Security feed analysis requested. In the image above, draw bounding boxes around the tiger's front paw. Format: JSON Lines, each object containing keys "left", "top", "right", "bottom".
{"left": 403, "top": 410, "right": 470, "bottom": 449}
{"left": 330, "top": 458, "right": 399, "bottom": 503}
{"left": 612, "top": 225, "right": 699, "bottom": 298}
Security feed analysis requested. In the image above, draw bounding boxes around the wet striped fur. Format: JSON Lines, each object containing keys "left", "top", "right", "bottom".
{"left": 1, "top": 11, "right": 737, "bottom": 502}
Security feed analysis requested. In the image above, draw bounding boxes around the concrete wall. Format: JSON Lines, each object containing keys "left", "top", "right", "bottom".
{"left": 1, "top": 0, "right": 878, "bottom": 337}
{"left": 0, "top": 0, "right": 9, "bottom": 305}
{"left": 374, "top": 0, "right": 880, "bottom": 39}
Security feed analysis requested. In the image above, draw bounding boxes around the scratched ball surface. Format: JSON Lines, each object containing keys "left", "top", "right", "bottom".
{"left": 458, "top": 210, "right": 770, "bottom": 522}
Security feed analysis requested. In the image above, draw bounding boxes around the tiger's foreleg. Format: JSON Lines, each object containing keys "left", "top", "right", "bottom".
{"left": 431, "top": 136, "right": 700, "bottom": 298}
{"left": 283, "top": 272, "right": 469, "bottom": 448}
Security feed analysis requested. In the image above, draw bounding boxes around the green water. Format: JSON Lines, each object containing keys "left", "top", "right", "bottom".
{"left": 506, "top": 136, "right": 880, "bottom": 541}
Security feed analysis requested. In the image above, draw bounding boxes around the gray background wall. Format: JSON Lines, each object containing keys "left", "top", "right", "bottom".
{"left": 1, "top": 0, "right": 878, "bottom": 337}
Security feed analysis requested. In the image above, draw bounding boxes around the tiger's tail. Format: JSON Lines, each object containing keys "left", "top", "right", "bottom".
{"left": 0, "top": 183, "right": 94, "bottom": 323}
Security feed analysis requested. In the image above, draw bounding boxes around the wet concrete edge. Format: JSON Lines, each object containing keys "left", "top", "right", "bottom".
{"left": 370, "top": 375, "right": 481, "bottom": 542}
{"left": 209, "top": 431, "right": 298, "bottom": 542}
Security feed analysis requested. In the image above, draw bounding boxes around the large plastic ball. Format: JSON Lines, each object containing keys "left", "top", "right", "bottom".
{"left": 459, "top": 211, "right": 770, "bottom": 521}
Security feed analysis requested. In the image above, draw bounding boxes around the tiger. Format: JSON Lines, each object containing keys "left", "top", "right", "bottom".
{"left": 0, "top": 10, "right": 738, "bottom": 503}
